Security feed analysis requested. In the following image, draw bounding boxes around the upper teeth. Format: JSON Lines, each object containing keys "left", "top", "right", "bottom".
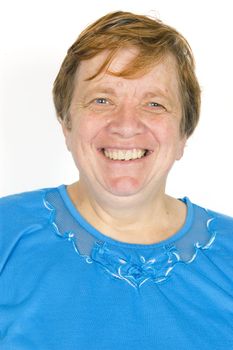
{"left": 103, "top": 149, "right": 146, "bottom": 160}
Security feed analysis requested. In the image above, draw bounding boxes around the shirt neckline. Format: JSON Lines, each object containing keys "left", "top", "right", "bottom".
{"left": 57, "top": 184, "right": 194, "bottom": 249}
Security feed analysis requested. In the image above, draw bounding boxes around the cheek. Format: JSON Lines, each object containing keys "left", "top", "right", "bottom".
{"left": 149, "top": 118, "right": 185, "bottom": 159}
{"left": 75, "top": 112, "right": 107, "bottom": 138}
{"left": 68, "top": 115, "right": 105, "bottom": 154}
{"left": 149, "top": 118, "right": 179, "bottom": 142}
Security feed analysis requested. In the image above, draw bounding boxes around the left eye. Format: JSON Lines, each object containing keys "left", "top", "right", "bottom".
{"left": 94, "top": 98, "right": 109, "bottom": 104}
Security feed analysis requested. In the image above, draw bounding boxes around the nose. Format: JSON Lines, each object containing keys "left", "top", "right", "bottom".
{"left": 106, "top": 105, "right": 146, "bottom": 138}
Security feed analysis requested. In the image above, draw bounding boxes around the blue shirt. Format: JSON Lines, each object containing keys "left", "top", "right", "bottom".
{"left": 0, "top": 185, "right": 233, "bottom": 349}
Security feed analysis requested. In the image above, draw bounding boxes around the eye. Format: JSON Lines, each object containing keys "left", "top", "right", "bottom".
{"left": 87, "top": 97, "right": 114, "bottom": 112}
{"left": 148, "top": 102, "right": 164, "bottom": 108}
{"left": 144, "top": 101, "right": 167, "bottom": 113}
{"left": 94, "top": 98, "right": 109, "bottom": 105}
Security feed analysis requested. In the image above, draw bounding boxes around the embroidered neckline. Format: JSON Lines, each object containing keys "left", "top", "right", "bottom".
{"left": 57, "top": 185, "right": 194, "bottom": 249}
{"left": 44, "top": 186, "right": 217, "bottom": 288}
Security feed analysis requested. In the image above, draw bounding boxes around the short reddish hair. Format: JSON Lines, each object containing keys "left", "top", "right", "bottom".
{"left": 53, "top": 11, "right": 201, "bottom": 137}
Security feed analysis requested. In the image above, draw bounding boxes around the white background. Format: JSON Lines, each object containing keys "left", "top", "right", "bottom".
{"left": 1, "top": 0, "right": 232, "bottom": 215}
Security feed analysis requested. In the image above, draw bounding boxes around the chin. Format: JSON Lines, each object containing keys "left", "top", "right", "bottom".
{"left": 102, "top": 176, "right": 146, "bottom": 197}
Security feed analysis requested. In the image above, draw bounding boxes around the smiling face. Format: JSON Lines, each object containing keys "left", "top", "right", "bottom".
{"left": 62, "top": 47, "right": 186, "bottom": 198}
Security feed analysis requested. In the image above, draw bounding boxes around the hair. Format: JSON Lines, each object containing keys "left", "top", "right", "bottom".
{"left": 53, "top": 11, "right": 201, "bottom": 137}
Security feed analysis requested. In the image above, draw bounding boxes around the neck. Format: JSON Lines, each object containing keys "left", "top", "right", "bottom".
{"left": 67, "top": 181, "right": 186, "bottom": 244}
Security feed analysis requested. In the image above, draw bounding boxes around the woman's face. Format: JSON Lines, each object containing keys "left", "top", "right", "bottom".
{"left": 63, "top": 48, "right": 186, "bottom": 198}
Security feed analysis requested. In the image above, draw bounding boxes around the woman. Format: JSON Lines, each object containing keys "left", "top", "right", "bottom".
{"left": 1, "top": 11, "right": 233, "bottom": 350}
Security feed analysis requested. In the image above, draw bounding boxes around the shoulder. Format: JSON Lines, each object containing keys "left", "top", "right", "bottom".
{"left": 0, "top": 187, "right": 62, "bottom": 272}
{"left": 190, "top": 200, "right": 233, "bottom": 253}
{"left": 0, "top": 187, "right": 60, "bottom": 241}
{"left": 205, "top": 208, "right": 233, "bottom": 246}
{"left": 0, "top": 187, "right": 55, "bottom": 223}
{"left": 188, "top": 202, "right": 233, "bottom": 280}
{"left": 193, "top": 200, "right": 233, "bottom": 233}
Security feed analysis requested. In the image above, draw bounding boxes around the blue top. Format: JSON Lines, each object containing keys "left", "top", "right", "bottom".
{"left": 0, "top": 185, "right": 233, "bottom": 349}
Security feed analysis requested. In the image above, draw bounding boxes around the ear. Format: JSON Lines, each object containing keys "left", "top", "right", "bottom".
{"left": 60, "top": 119, "right": 72, "bottom": 152}
{"left": 176, "top": 136, "right": 187, "bottom": 161}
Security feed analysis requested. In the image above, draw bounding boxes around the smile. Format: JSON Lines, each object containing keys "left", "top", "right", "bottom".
{"left": 101, "top": 148, "right": 152, "bottom": 161}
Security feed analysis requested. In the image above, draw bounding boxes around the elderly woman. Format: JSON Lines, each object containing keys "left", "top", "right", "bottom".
{"left": 1, "top": 11, "right": 233, "bottom": 350}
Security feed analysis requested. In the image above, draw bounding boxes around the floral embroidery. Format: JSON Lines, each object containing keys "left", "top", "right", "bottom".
{"left": 91, "top": 242, "right": 181, "bottom": 287}
{"left": 44, "top": 190, "right": 219, "bottom": 289}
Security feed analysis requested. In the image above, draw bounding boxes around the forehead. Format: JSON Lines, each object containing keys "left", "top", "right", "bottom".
{"left": 74, "top": 48, "right": 180, "bottom": 97}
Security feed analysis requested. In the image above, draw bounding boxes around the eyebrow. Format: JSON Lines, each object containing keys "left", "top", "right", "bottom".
{"left": 83, "top": 85, "right": 117, "bottom": 95}
{"left": 84, "top": 86, "right": 169, "bottom": 98}
{"left": 143, "top": 88, "right": 170, "bottom": 98}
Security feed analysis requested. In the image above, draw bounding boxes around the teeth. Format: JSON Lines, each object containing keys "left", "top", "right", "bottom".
{"left": 103, "top": 149, "right": 147, "bottom": 160}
